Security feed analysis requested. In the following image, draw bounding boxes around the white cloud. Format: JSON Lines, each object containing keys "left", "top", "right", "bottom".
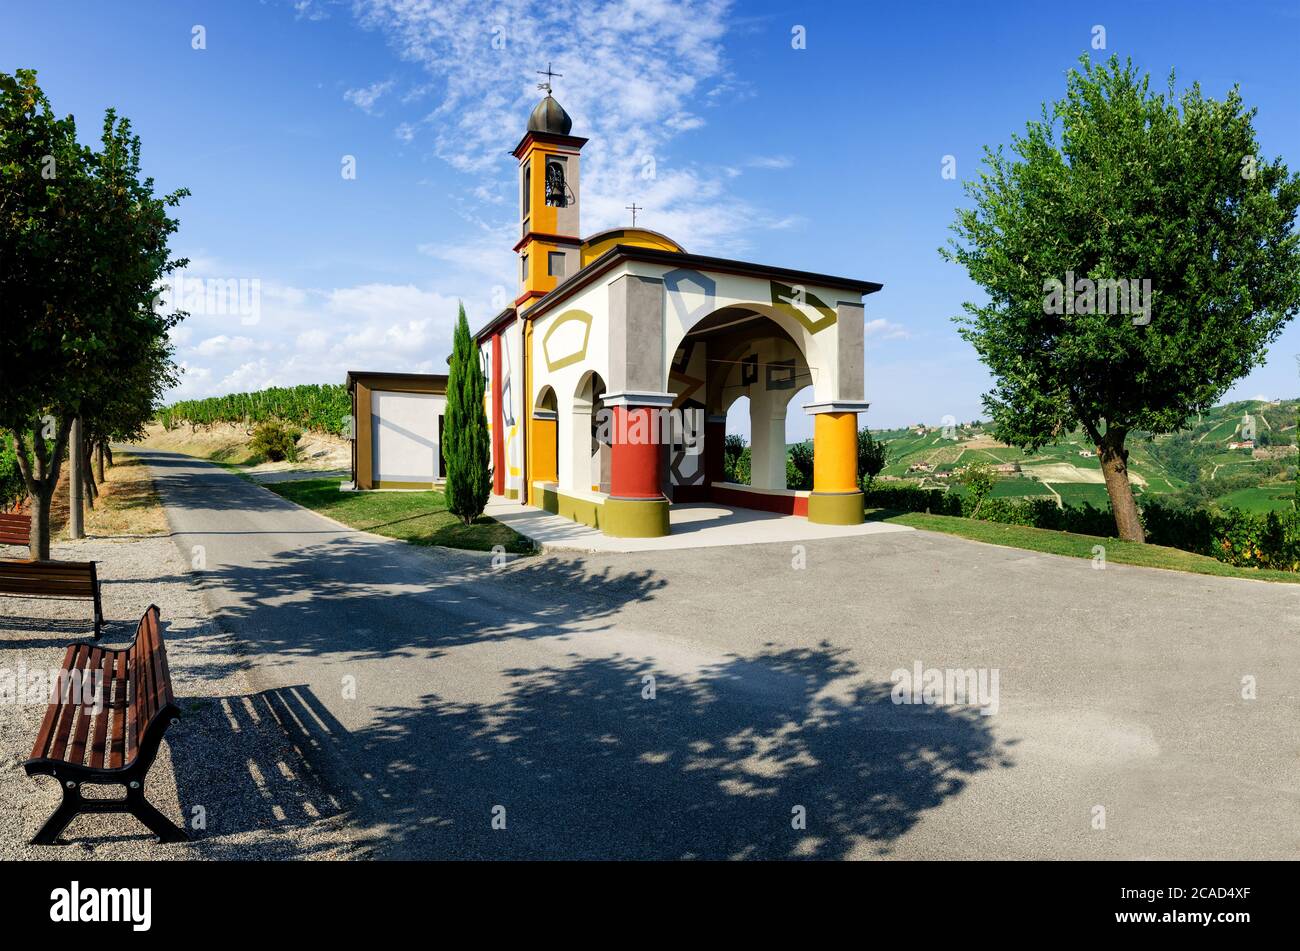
{"left": 161, "top": 263, "right": 480, "bottom": 400}
{"left": 349, "top": 0, "right": 782, "bottom": 255}
{"left": 865, "top": 318, "right": 910, "bottom": 341}
{"left": 344, "top": 79, "right": 395, "bottom": 115}
{"left": 746, "top": 155, "right": 793, "bottom": 170}
{"left": 219, "top": 360, "right": 280, "bottom": 394}
{"left": 191, "top": 335, "right": 274, "bottom": 357}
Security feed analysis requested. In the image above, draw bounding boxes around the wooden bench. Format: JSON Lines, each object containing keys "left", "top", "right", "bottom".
{"left": 0, "top": 559, "right": 103, "bottom": 639}
{"left": 24, "top": 605, "right": 188, "bottom": 845}
{"left": 0, "top": 512, "right": 29, "bottom": 547}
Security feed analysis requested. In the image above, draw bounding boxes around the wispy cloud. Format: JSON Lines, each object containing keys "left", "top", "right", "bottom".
{"left": 344, "top": 79, "right": 395, "bottom": 115}
{"left": 349, "top": 0, "right": 788, "bottom": 254}
{"left": 865, "top": 318, "right": 910, "bottom": 341}
{"left": 745, "top": 155, "right": 793, "bottom": 170}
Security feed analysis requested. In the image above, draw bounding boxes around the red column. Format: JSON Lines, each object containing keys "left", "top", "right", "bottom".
{"left": 609, "top": 406, "right": 662, "bottom": 499}
{"left": 491, "top": 334, "right": 505, "bottom": 496}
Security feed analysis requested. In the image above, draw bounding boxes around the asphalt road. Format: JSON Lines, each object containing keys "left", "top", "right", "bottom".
{"left": 138, "top": 448, "right": 1300, "bottom": 860}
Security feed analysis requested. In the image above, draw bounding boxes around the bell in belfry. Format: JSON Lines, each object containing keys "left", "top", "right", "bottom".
{"left": 545, "top": 160, "right": 568, "bottom": 207}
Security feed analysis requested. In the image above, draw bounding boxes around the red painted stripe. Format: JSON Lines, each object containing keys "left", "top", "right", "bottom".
{"left": 491, "top": 334, "right": 505, "bottom": 496}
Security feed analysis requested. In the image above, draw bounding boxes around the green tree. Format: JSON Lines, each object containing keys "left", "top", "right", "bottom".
{"left": 722, "top": 434, "right": 747, "bottom": 484}
{"left": 959, "top": 462, "right": 996, "bottom": 518}
{"left": 787, "top": 441, "right": 814, "bottom": 490}
{"left": 0, "top": 70, "right": 186, "bottom": 557}
{"left": 942, "top": 56, "right": 1300, "bottom": 541}
{"left": 0, "top": 72, "right": 188, "bottom": 556}
{"left": 857, "top": 428, "right": 888, "bottom": 489}
{"left": 444, "top": 303, "right": 490, "bottom": 525}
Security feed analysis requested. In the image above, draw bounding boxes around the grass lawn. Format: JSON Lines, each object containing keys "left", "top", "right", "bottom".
{"left": 877, "top": 510, "right": 1300, "bottom": 584}
{"left": 265, "top": 478, "right": 536, "bottom": 554}
{"left": 1214, "top": 485, "right": 1297, "bottom": 514}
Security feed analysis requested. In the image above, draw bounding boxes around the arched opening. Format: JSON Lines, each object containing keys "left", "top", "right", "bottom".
{"left": 573, "top": 371, "right": 609, "bottom": 493}
{"left": 723, "top": 395, "right": 751, "bottom": 485}
{"left": 671, "top": 308, "right": 813, "bottom": 497}
{"left": 531, "top": 385, "right": 559, "bottom": 488}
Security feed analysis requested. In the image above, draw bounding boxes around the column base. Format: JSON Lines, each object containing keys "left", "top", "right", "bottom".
{"left": 807, "top": 491, "right": 864, "bottom": 526}
{"left": 603, "top": 497, "right": 670, "bottom": 537}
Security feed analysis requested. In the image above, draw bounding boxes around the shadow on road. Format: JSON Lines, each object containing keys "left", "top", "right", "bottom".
{"left": 134, "top": 449, "right": 1014, "bottom": 858}
{"left": 189, "top": 653, "right": 1011, "bottom": 860}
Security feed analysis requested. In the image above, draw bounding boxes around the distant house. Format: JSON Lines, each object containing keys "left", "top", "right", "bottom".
{"left": 992, "top": 462, "right": 1021, "bottom": 474}
{"left": 907, "top": 461, "right": 936, "bottom": 473}
{"left": 1078, "top": 450, "right": 1095, "bottom": 458}
{"left": 1228, "top": 440, "right": 1255, "bottom": 450}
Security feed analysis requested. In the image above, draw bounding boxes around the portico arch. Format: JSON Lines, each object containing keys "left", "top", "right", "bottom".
{"left": 673, "top": 308, "right": 813, "bottom": 495}
{"left": 531, "top": 385, "right": 559, "bottom": 488}
{"left": 572, "top": 370, "right": 610, "bottom": 493}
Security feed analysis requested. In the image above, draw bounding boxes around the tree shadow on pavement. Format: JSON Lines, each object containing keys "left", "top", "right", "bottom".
{"left": 268, "top": 645, "right": 1013, "bottom": 860}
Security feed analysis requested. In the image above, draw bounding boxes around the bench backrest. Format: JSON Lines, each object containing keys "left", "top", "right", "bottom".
{"left": 0, "top": 513, "right": 29, "bottom": 546}
{"left": 128, "top": 605, "right": 176, "bottom": 763}
{"left": 0, "top": 559, "right": 97, "bottom": 598}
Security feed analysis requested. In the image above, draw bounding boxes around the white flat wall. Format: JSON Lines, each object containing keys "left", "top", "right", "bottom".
{"left": 372, "top": 390, "right": 445, "bottom": 484}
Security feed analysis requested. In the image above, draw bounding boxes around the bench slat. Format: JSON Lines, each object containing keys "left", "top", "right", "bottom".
{"left": 144, "top": 612, "right": 167, "bottom": 725}
{"left": 49, "top": 644, "right": 92, "bottom": 762}
{"left": 90, "top": 651, "right": 114, "bottom": 769}
{"left": 109, "top": 649, "right": 128, "bottom": 769}
{"left": 29, "top": 644, "right": 77, "bottom": 761}
{"left": 0, "top": 579, "right": 97, "bottom": 597}
{"left": 66, "top": 647, "right": 103, "bottom": 767}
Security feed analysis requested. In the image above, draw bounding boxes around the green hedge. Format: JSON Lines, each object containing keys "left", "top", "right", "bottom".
{"left": 1143, "top": 502, "right": 1300, "bottom": 571}
{"left": 865, "top": 483, "right": 1300, "bottom": 571}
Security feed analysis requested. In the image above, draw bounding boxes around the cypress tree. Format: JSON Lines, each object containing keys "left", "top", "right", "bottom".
{"left": 444, "top": 303, "right": 491, "bottom": 525}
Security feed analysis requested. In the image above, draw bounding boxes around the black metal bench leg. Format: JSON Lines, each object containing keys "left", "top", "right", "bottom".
{"left": 127, "top": 788, "right": 189, "bottom": 843}
{"left": 31, "top": 784, "right": 82, "bottom": 846}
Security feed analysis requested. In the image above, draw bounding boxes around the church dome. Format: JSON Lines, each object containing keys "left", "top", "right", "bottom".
{"left": 527, "top": 95, "right": 573, "bottom": 135}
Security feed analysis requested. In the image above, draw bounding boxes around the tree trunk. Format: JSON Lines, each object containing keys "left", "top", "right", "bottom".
{"left": 13, "top": 419, "right": 72, "bottom": 561}
{"left": 1098, "top": 429, "right": 1145, "bottom": 543}
{"left": 95, "top": 442, "right": 106, "bottom": 482}
{"left": 28, "top": 486, "right": 54, "bottom": 560}
{"left": 84, "top": 445, "right": 98, "bottom": 508}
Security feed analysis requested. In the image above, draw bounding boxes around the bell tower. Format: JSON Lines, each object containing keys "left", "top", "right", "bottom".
{"left": 512, "top": 67, "right": 586, "bottom": 313}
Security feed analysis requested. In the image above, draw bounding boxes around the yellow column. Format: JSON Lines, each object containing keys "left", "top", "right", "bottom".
{"left": 808, "top": 411, "right": 864, "bottom": 524}
{"left": 530, "top": 417, "right": 557, "bottom": 483}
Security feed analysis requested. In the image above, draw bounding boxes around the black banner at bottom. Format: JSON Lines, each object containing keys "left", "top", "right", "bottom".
{"left": 0, "top": 859, "right": 1283, "bottom": 939}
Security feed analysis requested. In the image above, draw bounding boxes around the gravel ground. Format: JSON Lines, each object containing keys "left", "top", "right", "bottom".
{"left": 0, "top": 535, "right": 359, "bottom": 860}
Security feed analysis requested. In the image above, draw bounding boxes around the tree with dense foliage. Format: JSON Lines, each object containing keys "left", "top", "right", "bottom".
{"left": 958, "top": 461, "right": 996, "bottom": 517}
{"left": 787, "top": 441, "right": 814, "bottom": 490}
{"left": 857, "top": 427, "right": 888, "bottom": 489}
{"left": 943, "top": 55, "right": 1300, "bottom": 541}
{"left": 0, "top": 70, "right": 187, "bottom": 556}
{"left": 722, "top": 433, "right": 748, "bottom": 484}
{"left": 443, "top": 303, "right": 491, "bottom": 525}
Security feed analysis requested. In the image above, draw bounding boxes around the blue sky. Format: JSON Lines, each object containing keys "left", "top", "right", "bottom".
{"left": 5, "top": 0, "right": 1300, "bottom": 437}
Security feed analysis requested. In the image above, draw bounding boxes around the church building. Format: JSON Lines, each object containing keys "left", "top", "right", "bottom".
{"left": 476, "top": 88, "right": 883, "bottom": 538}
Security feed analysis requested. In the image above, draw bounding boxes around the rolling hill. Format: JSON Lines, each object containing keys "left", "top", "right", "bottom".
{"left": 871, "top": 398, "right": 1299, "bottom": 513}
